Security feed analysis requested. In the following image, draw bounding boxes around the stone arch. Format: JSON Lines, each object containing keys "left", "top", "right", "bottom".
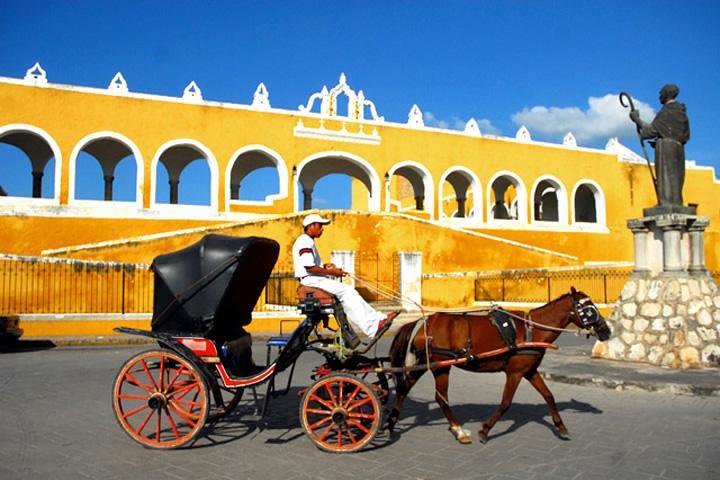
{"left": 150, "top": 139, "right": 219, "bottom": 210}
{"left": 294, "top": 151, "right": 381, "bottom": 212}
{"left": 68, "top": 131, "right": 143, "bottom": 206}
{"left": 0, "top": 123, "right": 61, "bottom": 202}
{"left": 530, "top": 175, "right": 568, "bottom": 224}
{"left": 225, "top": 145, "right": 288, "bottom": 208}
{"left": 385, "top": 161, "right": 434, "bottom": 217}
{"left": 571, "top": 179, "right": 606, "bottom": 226}
{"left": 438, "top": 167, "right": 481, "bottom": 220}
{"left": 487, "top": 170, "right": 527, "bottom": 223}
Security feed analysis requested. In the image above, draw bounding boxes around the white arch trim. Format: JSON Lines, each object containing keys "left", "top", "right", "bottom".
{"left": 437, "top": 165, "right": 482, "bottom": 222}
{"left": 294, "top": 151, "right": 381, "bottom": 212}
{"left": 224, "top": 144, "right": 289, "bottom": 209}
{"left": 386, "top": 160, "right": 435, "bottom": 218}
{"left": 150, "top": 138, "right": 220, "bottom": 211}
{"left": 571, "top": 179, "right": 607, "bottom": 227}
{"left": 529, "top": 174, "right": 569, "bottom": 225}
{"left": 486, "top": 170, "right": 528, "bottom": 224}
{"left": 0, "top": 123, "right": 62, "bottom": 204}
{"left": 68, "top": 131, "right": 144, "bottom": 207}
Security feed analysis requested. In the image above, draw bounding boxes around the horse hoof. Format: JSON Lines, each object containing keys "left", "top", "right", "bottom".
{"left": 478, "top": 431, "right": 488, "bottom": 444}
{"left": 450, "top": 426, "right": 472, "bottom": 444}
{"left": 557, "top": 430, "right": 571, "bottom": 441}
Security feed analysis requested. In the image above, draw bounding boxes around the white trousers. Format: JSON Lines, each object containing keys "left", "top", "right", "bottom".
{"left": 300, "top": 276, "right": 385, "bottom": 336}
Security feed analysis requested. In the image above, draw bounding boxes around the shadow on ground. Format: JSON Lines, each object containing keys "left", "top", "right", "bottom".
{"left": 0, "top": 339, "right": 56, "bottom": 353}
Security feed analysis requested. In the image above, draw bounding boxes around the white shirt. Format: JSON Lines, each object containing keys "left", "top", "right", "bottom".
{"left": 292, "top": 233, "right": 322, "bottom": 279}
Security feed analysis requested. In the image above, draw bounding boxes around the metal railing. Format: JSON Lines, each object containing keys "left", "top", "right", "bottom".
{"left": 475, "top": 266, "right": 635, "bottom": 304}
{"left": 265, "top": 253, "right": 401, "bottom": 306}
{"left": 0, "top": 255, "right": 153, "bottom": 314}
{"left": 265, "top": 272, "right": 299, "bottom": 306}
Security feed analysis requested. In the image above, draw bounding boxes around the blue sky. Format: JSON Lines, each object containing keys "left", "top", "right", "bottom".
{"left": 1, "top": 0, "right": 719, "bottom": 207}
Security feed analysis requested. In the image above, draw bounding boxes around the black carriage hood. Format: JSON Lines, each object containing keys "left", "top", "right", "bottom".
{"left": 150, "top": 234, "right": 279, "bottom": 339}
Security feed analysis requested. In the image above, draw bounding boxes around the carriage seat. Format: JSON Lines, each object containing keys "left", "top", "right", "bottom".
{"left": 297, "top": 286, "right": 337, "bottom": 306}
{"left": 296, "top": 285, "right": 361, "bottom": 349}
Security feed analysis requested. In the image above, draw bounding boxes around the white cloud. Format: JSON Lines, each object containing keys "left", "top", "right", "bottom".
{"left": 511, "top": 94, "right": 656, "bottom": 145}
{"left": 424, "top": 111, "right": 502, "bottom": 135}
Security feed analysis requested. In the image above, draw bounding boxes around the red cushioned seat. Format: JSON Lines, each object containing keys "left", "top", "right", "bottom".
{"left": 297, "top": 286, "right": 337, "bottom": 306}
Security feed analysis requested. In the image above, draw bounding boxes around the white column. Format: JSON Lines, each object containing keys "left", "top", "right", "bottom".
{"left": 331, "top": 250, "right": 355, "bottom": 287}
{"left": 628, "top": 219, "right": 650, "bottom": 277}
{"left": 399, "top": 252, "right": 422, "bottom": 311}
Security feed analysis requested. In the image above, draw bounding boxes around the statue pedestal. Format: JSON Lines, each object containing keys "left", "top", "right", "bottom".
{"left": 593, "top": 212, "right": 720, "bottom": 368}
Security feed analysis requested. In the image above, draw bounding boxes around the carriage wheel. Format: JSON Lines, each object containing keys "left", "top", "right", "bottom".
{"left": 299, "top": 374, "right": 381, "bottom": 453}
{"left": 112, "top": 349, "right": 209, "bottom": 449}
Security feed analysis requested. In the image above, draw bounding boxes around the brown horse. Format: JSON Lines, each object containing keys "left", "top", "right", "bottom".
{"left": 386, "top": 288, "right": 611, "bottom": 444}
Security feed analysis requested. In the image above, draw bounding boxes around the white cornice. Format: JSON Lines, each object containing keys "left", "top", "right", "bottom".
{"left": 0, "top": 76, "right": 655, "bottom": 159}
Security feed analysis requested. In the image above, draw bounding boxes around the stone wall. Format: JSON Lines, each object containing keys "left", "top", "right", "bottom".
{"left": 592, "top": 275, "right": 720, "bottom": 369}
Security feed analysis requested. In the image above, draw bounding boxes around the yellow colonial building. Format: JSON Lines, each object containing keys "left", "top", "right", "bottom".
{"left": 1, "top": 64, "right": 718, "bottom": 336}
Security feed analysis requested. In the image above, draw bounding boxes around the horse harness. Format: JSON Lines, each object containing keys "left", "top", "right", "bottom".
{"left": 420, "top": 308, "right": 542, "bottom": 363}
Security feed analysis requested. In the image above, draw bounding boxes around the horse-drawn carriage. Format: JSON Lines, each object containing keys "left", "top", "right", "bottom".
{"left": 112, "top": 234, "right": 391, "bottom": 452}
{"left": 112, "top": 234, "right": 611, "bottom": 451}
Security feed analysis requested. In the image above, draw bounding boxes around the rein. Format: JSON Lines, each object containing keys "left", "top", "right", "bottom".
{"left": 493, "top": 303, "right": 595, "bottom": 337}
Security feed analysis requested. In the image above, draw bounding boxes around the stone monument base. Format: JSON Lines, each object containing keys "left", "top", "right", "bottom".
{"left": 592, "top": 275, "right": 720, "bottom": 369}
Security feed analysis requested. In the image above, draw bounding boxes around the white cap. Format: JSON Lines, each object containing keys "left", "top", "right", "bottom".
{"left": 302, "top": 213, "right": 331, "bottom": 227}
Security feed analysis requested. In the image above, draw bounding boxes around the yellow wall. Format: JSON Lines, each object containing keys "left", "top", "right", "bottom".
{"left": 1, "top": 79, "right": 719, "bottom": 271}
{"left": 41, "top": 211, "right": 576, "bottom": 272}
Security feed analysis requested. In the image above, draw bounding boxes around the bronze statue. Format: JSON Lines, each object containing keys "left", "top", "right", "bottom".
{"left": 623, "top": 85, "right": 690, "bottom": 208}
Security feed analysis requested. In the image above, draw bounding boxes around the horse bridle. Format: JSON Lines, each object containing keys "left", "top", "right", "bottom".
{"left": 571, "top": 295, "right": 603, "bottom": 330}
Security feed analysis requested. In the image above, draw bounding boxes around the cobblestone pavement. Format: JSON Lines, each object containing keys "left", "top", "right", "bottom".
{"left": 1, "top": 339, "right": 718, "bottom": 480}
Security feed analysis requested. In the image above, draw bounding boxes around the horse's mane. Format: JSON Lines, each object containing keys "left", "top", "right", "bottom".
{"left": 529, "top": 290, "right": 578, "bottom": 314}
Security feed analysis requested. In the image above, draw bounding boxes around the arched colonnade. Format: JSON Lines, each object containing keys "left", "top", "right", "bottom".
{"left": 0, "top": 123, "right": 606, "bottom": 227}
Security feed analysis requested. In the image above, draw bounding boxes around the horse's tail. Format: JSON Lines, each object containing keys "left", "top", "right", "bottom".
{"left": 389, "top": 319, "right": 420, "bottom": 391}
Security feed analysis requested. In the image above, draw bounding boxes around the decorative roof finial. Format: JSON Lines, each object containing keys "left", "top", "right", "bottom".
{"left": 515, "top": 125, "right": 532, "bottom": 142}
{"left": 24, "top": 62, "right": 47, "bottom": 85}
{"left": 252, "top": 82, "right": 270, "bottom": 109}
{"left": 563, "top": 132, "right": 577, "bottom": 147}
{"left": 407, "top": 104, "right": 424, "bottom": 127}
{"left": 108, "top": 72, "right": 128, "bottom": 94}
{"left": 464, "top": 118, "right": 482, "bottom": 136}
{"left": 182, "top": 81, "right": 203, "bottom": 102}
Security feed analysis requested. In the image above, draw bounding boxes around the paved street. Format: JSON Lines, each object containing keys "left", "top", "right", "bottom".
{"left": 1, "top": 339, "right": 718, "bottom": 480}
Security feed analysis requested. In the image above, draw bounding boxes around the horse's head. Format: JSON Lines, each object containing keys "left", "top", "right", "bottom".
{"left": 569, "top": 287, "right": 611, "bottom": 341}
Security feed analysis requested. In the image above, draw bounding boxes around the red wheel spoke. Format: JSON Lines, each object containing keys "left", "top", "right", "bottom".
{"left": 347, "top": 396, "right": 373, "bottom": 411}
{"left": 140, "top": 359, "right": 159, "bottom": 391}
{"left": 323, "top": 382, "right": 339, "bottom": 406}
{"left": 318, "top": 422, "right": 336, "bottom": 441}
{"left": 173, "top": 398, "right": 203, "bottom": 408}
{"left": 164, "top": 407, "right": 181, "bottom": 441}
{"left": 158, "top": 356, "right": 165, "bottom": 390}
{"left": 118, "top": 393, "right": 150, "bottom": 401}
{"left": 156, "top": 407, "right": 162, "bottom": 443}
{"left": 168, "top": 381, "right": 200, "bottom": 401}
{"left": 343, "top": 384, "right": 362, "bottom": 408}
{"left": 123, "top": 371, "right": 154, "bottom": 393}
{"left": 168, "top": 401, "right": 201, "bottom": 425}
{"left": 348, "top": 411, "right": 376, "bottom": 420}
{"left": 137, "top": 409, "right": 155, "bottom": 435}
{"left": 122, "top": 403, "right": 150, "bottom": 420}
{"left": 165, "top": 366, "right": 187, "bottom": 392}
{"left": 345, "top": 424, "right": 358, "bottom": 444}
{"left": 346, "top": 418, "right": 371, "bottom": 433}
{"left": 336, "top": 425, "right": 343, "bottom": 448}
{"left": 305, "top": 408, "right": 332, "bottom": 416}
{"left": 308, "top": 416, "right": 332, "bottom": 430}
{"left": 309, "top": 393, "right": 335, "bottom": 411}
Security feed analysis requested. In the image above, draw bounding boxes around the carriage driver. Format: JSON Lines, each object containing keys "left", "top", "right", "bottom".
{"left": 293, "top": 213, "right": 400, "bottom": 339}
